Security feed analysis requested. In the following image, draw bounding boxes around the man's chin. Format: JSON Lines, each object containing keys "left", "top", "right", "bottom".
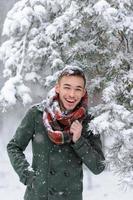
{"left": 64, "top": 104, "right": 77, "bottom": 111}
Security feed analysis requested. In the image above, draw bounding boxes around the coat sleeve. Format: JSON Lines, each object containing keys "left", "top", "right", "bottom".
{"left": 7, "top": 106, "right": 36, "bottom": 185}
{"left": 71, "top": 115, "right": 105, "bottom": 175}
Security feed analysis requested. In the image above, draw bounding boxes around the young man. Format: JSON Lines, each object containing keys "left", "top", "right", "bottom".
{"left": 7, "top": 66, "right": 105, "bottom": 200}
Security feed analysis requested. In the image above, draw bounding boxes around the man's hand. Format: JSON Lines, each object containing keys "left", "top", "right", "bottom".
{"left": 70, "top": 120, "right": 83, "bottom": 143}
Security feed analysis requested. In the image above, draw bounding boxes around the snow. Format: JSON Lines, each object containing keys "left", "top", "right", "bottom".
{"left": 59, "top": 65, "right": 84, "bottom": 76}
{"left": 93, "top": 0, "right": 110, "bottom": 15}
{"left": 0, "top": 110, "right": 133, "bottom": 200}
{"left": 0, "top": 101, "right": 133, "bottom": 200}
{"left": 34, "top": 5, "right": 48, "bottom": 21}
{"left": 93, "top": 0, "right": 117, "bottom": 23}
{"left": 0, "top": 155, "right": 133, "bottom": 200}
{"left": 0, "top": 0, "right": 133, "bottom": 194}
{"left": 0, "top": 78, "right": 17, "bottom": 105}
{"left": 0, "top": 108, "right": 132, "bottom": 200}
{"left": 89, "top": 112, "right": 111, "bottom": 134}
{"left": 83, "top": 170, "right": 133, "bottom": 200}
{"left": 0, "top": 75, "right": 32, "bottom": 107}
{"left": 25, "top": 72, "right": 41, "bottom": 82}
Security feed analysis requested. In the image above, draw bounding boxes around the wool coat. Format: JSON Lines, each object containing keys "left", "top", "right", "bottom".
{"left": 7, "top": 104, "right": 105, "bottom": 200}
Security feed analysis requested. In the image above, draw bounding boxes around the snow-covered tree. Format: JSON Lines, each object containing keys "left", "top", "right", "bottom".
{"left": 0, "top": 0, "right": 133, "bottom": 187}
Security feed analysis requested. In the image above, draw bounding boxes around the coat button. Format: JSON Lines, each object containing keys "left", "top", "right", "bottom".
{"left": 64, "top": 170, "right": 70, "bottom": 177}
{"left": 50, "top": 169, "right": 56, "bottom": 175}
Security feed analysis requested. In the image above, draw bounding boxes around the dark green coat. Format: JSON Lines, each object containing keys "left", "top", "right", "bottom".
{"left": 7, "top": 104, "right": 105, "bottom": 200}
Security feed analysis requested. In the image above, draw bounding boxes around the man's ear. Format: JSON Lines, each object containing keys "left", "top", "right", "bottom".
{"left": 55, "top": 83, "right": 59, "bottom": 94}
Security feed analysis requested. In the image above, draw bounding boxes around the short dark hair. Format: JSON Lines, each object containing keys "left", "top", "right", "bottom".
{"left": 58, "top": 66, "right": 86, "bottom": 87}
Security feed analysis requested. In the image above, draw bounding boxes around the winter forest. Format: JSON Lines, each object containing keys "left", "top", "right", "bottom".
{"left": 0, "top": 0, "right": 133, "bottom": 200}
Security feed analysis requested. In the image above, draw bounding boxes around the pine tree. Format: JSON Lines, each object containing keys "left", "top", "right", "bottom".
{"left": 0, "top": 0, "right": 133, "bottom": 187}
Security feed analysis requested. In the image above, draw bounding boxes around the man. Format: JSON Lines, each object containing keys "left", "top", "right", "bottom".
{"left": 7, "top": 66, "right": 105, "bottom": 200}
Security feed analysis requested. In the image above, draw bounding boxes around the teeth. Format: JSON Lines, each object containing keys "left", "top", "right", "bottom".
{"left": 66, "top": 100, "right": 75, "bottom": 103}
{"left": 66, "top": 99, "right": 75, "bottom": 103}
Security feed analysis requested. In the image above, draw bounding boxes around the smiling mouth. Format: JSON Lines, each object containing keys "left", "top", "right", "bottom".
{"left": 65, "top": 99, "right": 76, "bottom": 104}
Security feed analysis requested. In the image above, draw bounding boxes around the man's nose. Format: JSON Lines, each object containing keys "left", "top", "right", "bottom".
{"left": 69, "top": 90, "right": 75, "bottom": 97}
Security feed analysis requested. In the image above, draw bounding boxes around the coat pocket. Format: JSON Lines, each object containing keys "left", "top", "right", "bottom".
{"left": 30, "top": 173, "right": 47, "bottom": 199}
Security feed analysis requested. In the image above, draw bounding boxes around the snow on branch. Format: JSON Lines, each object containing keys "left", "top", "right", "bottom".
{"left": 0, "top": 75, "right": 32, "bottom": 110}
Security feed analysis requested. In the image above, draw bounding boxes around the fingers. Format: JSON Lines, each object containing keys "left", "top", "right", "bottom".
{"left": 71, "top": 120, "right": 80, "bottom": 127}
{"left": 70, "top": 120, "right": 80, "bottom": 132}
{"left": 70, "top": 120, "right": 83, "bottom": 143}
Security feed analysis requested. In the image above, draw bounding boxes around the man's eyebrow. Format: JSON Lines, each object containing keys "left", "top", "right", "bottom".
{"left": 63, "top": 84, "right": 71, "bottom": 86}
{"left": 63, "top": 83, "right": 84, "bottom": 89}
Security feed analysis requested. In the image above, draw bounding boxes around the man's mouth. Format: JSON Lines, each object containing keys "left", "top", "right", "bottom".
{"left": 65, "top": 99, "right": 76, "bottom": 104}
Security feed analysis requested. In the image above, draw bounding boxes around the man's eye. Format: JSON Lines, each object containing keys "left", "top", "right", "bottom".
{"left": 76, "top": 89, "right": 82, "bottom": 91}
{"left": 64, "top": 87, "right": 70, "bottom": 89}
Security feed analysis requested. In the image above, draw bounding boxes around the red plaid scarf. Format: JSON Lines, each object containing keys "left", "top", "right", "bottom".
{"left": 43, "top": 87, "right": 88, "bottom": 145}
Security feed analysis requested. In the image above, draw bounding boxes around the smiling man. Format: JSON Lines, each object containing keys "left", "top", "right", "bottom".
{"left": 55, "top": 74, "right": 86, "bottom": 111}
{"left": 7, "top": 66, "right": 105, "bottom": 200}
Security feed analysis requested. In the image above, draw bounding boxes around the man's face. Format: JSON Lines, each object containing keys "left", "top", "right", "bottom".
{"left": 55, "top": 75, "right": 86, "bottom": 111}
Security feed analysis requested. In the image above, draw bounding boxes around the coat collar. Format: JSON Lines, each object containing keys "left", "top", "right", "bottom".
{"left": 34, "top": 100, "right": 46, "bottom": 112}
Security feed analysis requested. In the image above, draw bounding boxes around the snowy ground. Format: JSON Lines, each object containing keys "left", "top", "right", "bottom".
{"left": 0, "top": 153, "right": 133, "bottom": 200}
